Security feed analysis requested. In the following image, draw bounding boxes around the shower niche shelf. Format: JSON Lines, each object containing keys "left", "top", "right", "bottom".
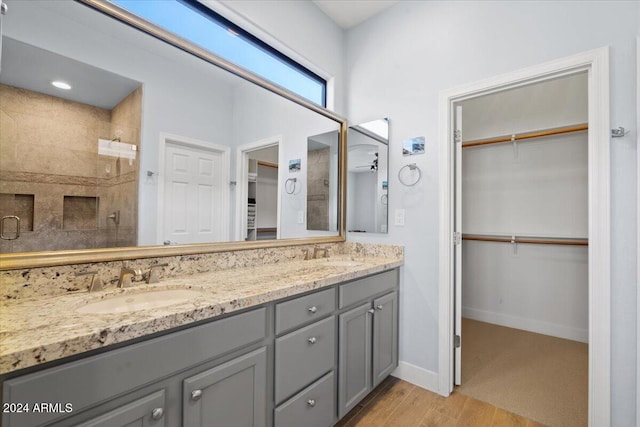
{"left": 63, "top": 196, "right": 99, "bottom": 230}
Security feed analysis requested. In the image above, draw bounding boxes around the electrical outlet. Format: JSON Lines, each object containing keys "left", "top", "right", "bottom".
{"left": 394, "top": 209, "right": 405, "bottom": 226}
{"left": 297, "top": 210, "right": 305, "bottom": 224}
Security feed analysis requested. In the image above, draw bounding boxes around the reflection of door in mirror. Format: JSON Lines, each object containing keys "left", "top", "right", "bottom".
{"left": 307, "top": 131, "right": 339, "bottom": 231}
{"left": 347, "top": 119, "right": 389, "bottom": 234}
{"left": 160, "top": 135, "right": 230, "bottom": 245}
{"left": 243, "top": 145, "right": 279, "bottom": 241}
{"left": 0, "top": 37, "right": 143, "bottom": 253}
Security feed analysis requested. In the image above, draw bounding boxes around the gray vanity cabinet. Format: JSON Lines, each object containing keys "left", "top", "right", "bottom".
{"left": 337, "top": 269, "right": 399, "bottom": 419}
{"left": 183, "top": 347, "right": 267, "bottom": 427}
{"left": 75, "top": 390, "right": 166, "bottom": 427}
{"left": 372, "top": 292, "right": 398, "bottom": 387}
{"left": 337, "top": 302, "right": 372, "bottom": 418}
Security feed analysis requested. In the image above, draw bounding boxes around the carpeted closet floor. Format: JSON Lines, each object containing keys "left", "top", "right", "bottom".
{"left": 456, "top": 318, "right": 588, "bottom": 427}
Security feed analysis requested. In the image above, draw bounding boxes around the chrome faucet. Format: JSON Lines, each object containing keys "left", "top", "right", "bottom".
{"left": 118, "top": 262, "right": 141, "bottom": 288}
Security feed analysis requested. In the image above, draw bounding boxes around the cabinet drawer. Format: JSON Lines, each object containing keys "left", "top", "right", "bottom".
{"left": 275, "top": 316, "right": 335, "bottom": 404}
{"left": 274, "top": 371, "right": 335, "bottom": 427}
{"left": 275, "top": 288, "right": 335, "bottom": 334}
{"left": 2, "top": 307, "right": 267, "bottom": 427}
{"left": 339, "top": 269, "right": 398, "bottom": 309}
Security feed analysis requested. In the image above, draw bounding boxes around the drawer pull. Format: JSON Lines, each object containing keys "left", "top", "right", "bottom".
{"left": 151, "top": 407, "right": 164, "bottom": 420}
{"left": 307, "top": 399, "right": 316, "bottom": 407}
{"left": 367, "top": 308, "right": 375, "bottom": 314}
{"left": 308, "top": 306, "right": 318, "bottom": 314}
{"left": 191, "top": 389, "right": 203, "bottom": 401}
{"left": 308, "top": 337, "right": 317, "bottom": 344}
{"left": 376, "top": 305, "right": 383, "bottom": 310}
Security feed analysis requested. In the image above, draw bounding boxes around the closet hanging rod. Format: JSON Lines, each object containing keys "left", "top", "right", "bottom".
{"left": 462, "top": 123, "right": 588, "bottom": 148}
{"left": 462, "top": 234, "right": 588, "bottom": 246}
{"left": 257, "top": 161, "right": 278, "bottom": 169}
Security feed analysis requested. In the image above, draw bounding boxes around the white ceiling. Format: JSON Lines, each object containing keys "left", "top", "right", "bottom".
{"left": 1, "top": 37, "right": 141, "bottom": 110}
{"left": 312, "top": 0, "right": 399, "bottom": 29}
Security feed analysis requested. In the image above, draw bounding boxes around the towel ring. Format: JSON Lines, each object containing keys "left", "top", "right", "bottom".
{"left": 398, "top": 163, "right": 421, "bottom": 187}
{"left": 285, "top": 177, "right": 297, "bottom": 194}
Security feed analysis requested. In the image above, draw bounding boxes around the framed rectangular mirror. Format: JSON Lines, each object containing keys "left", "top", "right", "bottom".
{"left": 0, "top": 0, "right": 347, "bottom": 269}
{"left": 347, "top": 118, "right": 389, "bottom": 234}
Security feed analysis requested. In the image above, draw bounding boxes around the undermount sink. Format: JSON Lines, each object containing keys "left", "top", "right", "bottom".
{"left": 76, "top": 289, "right": 202, "bottom": 314}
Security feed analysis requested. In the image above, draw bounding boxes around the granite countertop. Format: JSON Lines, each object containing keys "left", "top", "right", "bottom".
{"left": 0, "top": 254, "right": 403, "bottom": 375}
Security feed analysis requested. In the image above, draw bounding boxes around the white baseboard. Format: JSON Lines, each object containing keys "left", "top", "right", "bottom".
{"left": 392, "top": 361, "right": 441, "bottom": 395}
{"left": 463, "top": 307, "right": 588, "bottom": 343}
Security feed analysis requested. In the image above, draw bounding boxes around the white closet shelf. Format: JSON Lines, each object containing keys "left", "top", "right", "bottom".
{"left": 462, "top": 123, "right": 588, "bottom": 148}
{"left": 462, "top": 233, "right": 588, "bottom": 246}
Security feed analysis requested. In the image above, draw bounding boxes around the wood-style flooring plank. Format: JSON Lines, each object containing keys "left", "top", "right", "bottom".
{"left": 384, "top": 385, "right": 439, "bottom": 427}
{"left": 491, "top": 408, "right": 530, "bottom": 427}
{"left": 336, "top": 377, "right": 548, "bottom": 427}
{"left": 344, "top": 380, "right": 415, "bottom": 427}
{"left": 457, "top": 397, "right": 497, "bottom": 426}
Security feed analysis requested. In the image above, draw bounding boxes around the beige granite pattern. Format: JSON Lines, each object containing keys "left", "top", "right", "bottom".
{"left": 0, "top": 245, "right": 403, "bottom": 374}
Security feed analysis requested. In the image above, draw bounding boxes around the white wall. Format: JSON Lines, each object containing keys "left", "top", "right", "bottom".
{"left": 345, "top": 1, "right": 638, "bottom": 422}
{"left": 232, "top": 80, "right": 341, "bottom": 238}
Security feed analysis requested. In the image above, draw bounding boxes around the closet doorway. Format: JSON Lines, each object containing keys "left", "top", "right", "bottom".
{"left": 438, "top": 48, "right": 610, "bottom": 426}
{"left": 456, "top": 74, "right": 588, "bottom": 426}
{"left": 235, "top": 138, "right": 281, "bottom": 241}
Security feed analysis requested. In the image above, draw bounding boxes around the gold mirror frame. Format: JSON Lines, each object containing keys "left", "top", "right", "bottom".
{"left": 0, "top": 0, "right": 347, "bottom": 270}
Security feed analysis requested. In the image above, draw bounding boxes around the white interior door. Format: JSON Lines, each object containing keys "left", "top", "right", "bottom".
{"left": 163, "top": 142, "right": 225, "bottom": 244}
{"left": 454, "top": 104, "right": 463, "bottom": 385}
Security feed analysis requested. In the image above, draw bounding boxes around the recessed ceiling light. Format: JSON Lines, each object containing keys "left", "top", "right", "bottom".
{"left": 51, "top": 81, "right": 71, "bottom": 90}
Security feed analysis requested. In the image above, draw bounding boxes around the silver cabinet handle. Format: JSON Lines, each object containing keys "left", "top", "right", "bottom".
{"left": 376, "top": 305, "right": 383, "bottom": 310}
{"left": 367, "top": 308, "right": 375, "bottom": 314}
{"left": 307, "top": 399, "right": 316, "bottom": 407}
{"left": 308, "top": 337, "right": 317, "bottom": 344}
{"left": 191, "top": 389, "right": 203, "bottom": 401}
{"left": 151, "top": 407, "right": 164, "bottom": 420}
{"left": 308, "top": 306, "right": 317, "bottom": 314}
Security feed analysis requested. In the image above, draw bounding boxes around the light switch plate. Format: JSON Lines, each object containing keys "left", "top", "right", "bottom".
{"left": 297, "top": 210, "right": 305, "bottom": 224}
{"left": 394, "top": 209, "right": 405, "bottom": 226}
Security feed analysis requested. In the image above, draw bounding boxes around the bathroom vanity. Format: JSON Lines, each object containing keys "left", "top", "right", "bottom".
{"left": 0, "top": 251, "right": 401, "bottom": 427}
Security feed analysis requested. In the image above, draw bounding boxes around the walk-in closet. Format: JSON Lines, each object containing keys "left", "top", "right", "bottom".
{"left": 455, "top": 73, "right": 589, "bottom": 427}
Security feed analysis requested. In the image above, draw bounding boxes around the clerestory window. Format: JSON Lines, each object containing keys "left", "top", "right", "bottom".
{"left": 111, "top": 0, "right": 327, "bottom": 106}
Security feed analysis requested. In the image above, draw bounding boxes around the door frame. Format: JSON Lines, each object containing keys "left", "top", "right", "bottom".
{"left": 235, "top": 136, "right": 282, "bottom": 241}
{"left": 437, "top": 47, "right": 610, "bottom": 426}
{"left": 157, "top": 133, "right": 231, "bottom": 244}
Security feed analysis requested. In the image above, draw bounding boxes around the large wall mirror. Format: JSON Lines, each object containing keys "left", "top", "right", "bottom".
{"left": 347, "top": 119, "right": 389, "bottom": 234}
{"left": 0, "top": 0, "right": 346, "bottom": 269}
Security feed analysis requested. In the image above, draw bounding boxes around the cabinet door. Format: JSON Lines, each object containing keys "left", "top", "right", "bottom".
{"left": 338, "top": 302, "right": 372, "bottom": 419}
{"left": 372, "top": 292, "right": 398, "bottom": 388}
{"left": 75, "top": 390, "right": 165, "bottom": 427}
{"left": 183, "top": 347, "right": 267, "bottom": 427}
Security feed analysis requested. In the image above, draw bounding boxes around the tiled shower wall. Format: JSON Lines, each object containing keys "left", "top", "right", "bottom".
{"left": 307, "top": 147, "right": 330, "bottom": 230}
{"left": 0, "top": 84, "right": 141, "bottom": 252}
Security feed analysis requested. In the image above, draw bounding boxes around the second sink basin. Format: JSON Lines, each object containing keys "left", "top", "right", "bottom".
{"left": 76, "top": 289, "right": 202, "bottom": 314}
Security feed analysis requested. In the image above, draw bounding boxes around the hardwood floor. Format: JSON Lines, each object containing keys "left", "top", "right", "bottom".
{"left": 335, "top": 376, "right": 546, "bottom": 427}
